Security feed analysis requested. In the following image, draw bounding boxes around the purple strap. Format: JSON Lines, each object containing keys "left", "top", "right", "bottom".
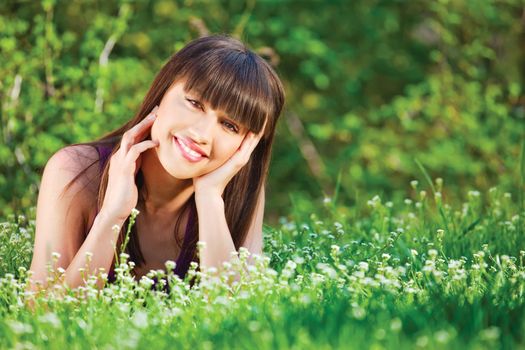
{"left": 95, "top": 144, "right": 196, "bottom": 290}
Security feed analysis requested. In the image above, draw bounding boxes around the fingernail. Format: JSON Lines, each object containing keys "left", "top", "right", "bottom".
{"left": 152, "top": 105, "right": 159, "bottom": 114}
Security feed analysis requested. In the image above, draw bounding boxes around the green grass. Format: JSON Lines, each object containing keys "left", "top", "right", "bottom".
{"left": 0, "top": 182, "right": 524, "bottom": 349}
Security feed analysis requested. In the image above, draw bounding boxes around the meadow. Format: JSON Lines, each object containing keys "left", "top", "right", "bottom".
{"left": 1, "top": 175, "right": 524, "bottom": 349}
{"left": 1, "top": 1, "right": 524, "bottom": 349}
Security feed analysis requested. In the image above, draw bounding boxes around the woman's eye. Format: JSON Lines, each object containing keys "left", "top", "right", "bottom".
{"left": 186, "top": 98, "right": 203, "bottom": 111}
{"left": 222, "top": 121, "right": 239, "bottom": 133}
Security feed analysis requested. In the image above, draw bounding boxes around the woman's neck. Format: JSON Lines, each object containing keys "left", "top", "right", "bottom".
{"left": 139, "top": 148, "right": 194, "bottom": 216}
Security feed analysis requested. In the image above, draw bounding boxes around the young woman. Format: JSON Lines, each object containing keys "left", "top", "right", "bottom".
{"left": 27, "top": 35, "right": 285, "bottom": 292}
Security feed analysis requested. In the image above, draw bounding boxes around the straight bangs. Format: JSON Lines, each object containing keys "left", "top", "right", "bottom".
{"left": 178, "top": 50, "right": 273, "bottom": 135}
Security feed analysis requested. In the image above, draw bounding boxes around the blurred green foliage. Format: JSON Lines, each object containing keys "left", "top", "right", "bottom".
{"left": 0, "top": 0, "right": 523, "bottom": 218}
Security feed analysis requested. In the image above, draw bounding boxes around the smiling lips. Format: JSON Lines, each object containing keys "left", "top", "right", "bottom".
{"left": 174, "top": 136, "right": 208, "bottom": 162}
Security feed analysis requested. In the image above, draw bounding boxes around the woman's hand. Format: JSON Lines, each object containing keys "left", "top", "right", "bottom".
{"left": 100, "top": 107, "right": 159, "bottom": 222}
{"left": 193, "top": 130, "right": 263, "bottom": 199}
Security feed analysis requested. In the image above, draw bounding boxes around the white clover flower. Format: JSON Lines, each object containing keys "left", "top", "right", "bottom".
{"left": 119, "top": 253, "right": 130, "bottom": 260}
{"left": 331, "top": 245, "right": 340, "bottom": 255}
{"left": 410, "top": 180, "right": 418, "bottom": 189}
{"left": 351, "top": 306, "right": 366, "bottom": 320}
{"left": 381, "top": 253, "right": 391, "bottom": 261}
{"left": 480, "top": 327, "right": 500, "bottom": 341}
{"left": 434, "top": 330, "right": 451, "bottom": 344}
{"left": 285, "top": 260, "right": 297, "bottom": 271}
{"left": 428, "top": 249, "right": 438, "bottom": 258}
{"left": 475, "top": 250, "right": 486, "bottom": 259}
{"left": 323, "top": 197, "right": 332, "bottom": 204}
{"left": 7, "top": 321, "right": 33, "bottom": 335}
{"left": 293, "top": 256, "right": 305, "bottom": 265}
{"left": 416, "top": 336, "right": 429, "bottom": 347}
{"left": 132, "top": 310, "right": 148, "bottom": 329}
{"left": 130, "top": 208, "right": 140, "bottom": 217}
{"left": 358, "top": 261, "right": 369, "bottom": 272}
{"left": 353, "top": 270, "right": 365, "bottom": 279}
{"left": 390, "top": 318, "right": 402, "bottom": 332}
{"left": 112, "top": 224, "right": 120, "bottom": 232}
{"left": 468, "top": 190, "right": 480, "bottom": 198}
{"left": 410, "top": 249, "right": 418, "bottom": 256}
{"left": 51, "top": 252, "right": 61, "bottom": 260}
{"left": 139, "top": 276, "right": 154, "bottom": 289}
{"left": 165, "top": 260, "right": 176, "bottom": 271}
{"left": 85, "top": 252, "right": 93, "bottom": 259}
{"left": 448, "top": 260, "right": 461, "bottom": 269}
{"left": 206, "top": 266, "right": 218, "bottom": 275}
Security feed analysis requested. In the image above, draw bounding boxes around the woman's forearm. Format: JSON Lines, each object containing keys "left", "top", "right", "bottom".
{"left": 194, "top": 193, "right": 239, "bottom": 270}
{"left": 64, "top": 212, "right": 124, "bottom": 289}
{"left": 28, "top": 212, "right": 125, "bottom": 292}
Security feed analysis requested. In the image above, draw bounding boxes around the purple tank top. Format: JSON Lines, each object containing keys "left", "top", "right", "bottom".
{"left": 95, "top": 144, "right": 196, "bottom": 291}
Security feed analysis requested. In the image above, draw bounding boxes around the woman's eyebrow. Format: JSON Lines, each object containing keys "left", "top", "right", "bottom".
{"left": 184, "top": 90, "right": 234, "bottom": 121}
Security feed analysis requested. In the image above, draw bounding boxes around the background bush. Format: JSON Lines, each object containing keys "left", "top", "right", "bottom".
{"left": 0, "top": 0, "right": 523, "bottom": 219}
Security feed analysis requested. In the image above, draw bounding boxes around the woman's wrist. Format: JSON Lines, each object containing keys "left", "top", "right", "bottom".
{"left": 96, "top": 209, "right": 127, "bottom": 231}
{"left": 194, "top": 190, "right": 224, "bottom": 208}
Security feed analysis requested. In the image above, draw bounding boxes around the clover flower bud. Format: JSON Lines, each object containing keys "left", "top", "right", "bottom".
{"left": 435, "top": 177, "right": 443, "bottom": 190}
{"left": 119, "top": 252, "right": 129, "bottom": 260}
{"left": 165, "top": 260, "right": 176, "bottom": 271}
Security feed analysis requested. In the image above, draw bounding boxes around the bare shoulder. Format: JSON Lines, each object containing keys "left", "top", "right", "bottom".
{"left": 45, "top": 144, "right": 101, "bottom": 197}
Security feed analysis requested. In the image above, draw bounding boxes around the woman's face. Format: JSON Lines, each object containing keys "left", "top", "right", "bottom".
{"left": 150, "top": 81, "right": 248, "bottom": 179}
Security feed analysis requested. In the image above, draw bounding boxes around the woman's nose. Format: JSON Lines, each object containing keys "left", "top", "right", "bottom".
{"left": 188, "top": 117, "right": 214, "bottom": 145}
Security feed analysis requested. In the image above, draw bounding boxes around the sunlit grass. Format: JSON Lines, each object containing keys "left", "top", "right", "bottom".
{"left": 0, "top": 181, "right": 524, "bottom": 349}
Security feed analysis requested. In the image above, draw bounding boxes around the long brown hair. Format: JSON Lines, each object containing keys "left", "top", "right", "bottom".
{"left": 71, "top": 35, "right": 284, "bottom": 270}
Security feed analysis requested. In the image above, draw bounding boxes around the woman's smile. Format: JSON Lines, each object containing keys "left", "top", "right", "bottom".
{"left": 174, "top": 136, "right": 208, "bottom": 163}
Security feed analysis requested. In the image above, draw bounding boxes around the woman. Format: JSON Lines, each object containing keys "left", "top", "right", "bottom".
{"left": 27, "top": 35, "right": 285, "bottom": 292}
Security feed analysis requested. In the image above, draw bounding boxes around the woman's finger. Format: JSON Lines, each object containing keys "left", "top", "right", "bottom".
{"left": 243, "top": 132, "right": 261, "bottom": 153}
{"left": 125, "top": 140, "right": 159, "bottom": 163}
{"left": 121, "top": 106, "right": 158, "bottom": 152}
{"left": 232, "top": 132, "right": 260, "bottom": 165}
